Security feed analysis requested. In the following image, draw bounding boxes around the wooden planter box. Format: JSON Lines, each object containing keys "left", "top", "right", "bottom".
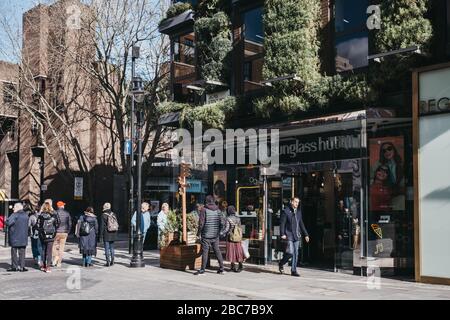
{"left": 160, "top": 243, "right": 202, "bottom": 271}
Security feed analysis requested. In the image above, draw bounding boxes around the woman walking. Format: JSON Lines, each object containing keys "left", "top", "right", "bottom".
{"left": 225, "top": 206, "right": 245, "bottom": 272}
{"left": 37, "top": 202, "right": 60, "bottom": 273}
{"left": 100, "top": 203, "right": 118, "bottom": 266}
{"left": 26, "top": 202, "right": 42, "bottom": 268}
{"left": 76, "top": 207, "right": 98, "bottom": 267}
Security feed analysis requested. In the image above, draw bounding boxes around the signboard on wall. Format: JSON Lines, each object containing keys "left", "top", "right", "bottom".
{"left": 74, "top": 177, "right": 83, "bottom": 200}
{"left": 419, "top": 67, "right": 450, "bottom": 116}
{"left": 279, "top": 132, "right": 361, "bottom": 164}
{"left": 415, "top": 65, "right": 450, "bottom": 282}
{"left": 206, "top": 90, "right": 230, "bottom": 104}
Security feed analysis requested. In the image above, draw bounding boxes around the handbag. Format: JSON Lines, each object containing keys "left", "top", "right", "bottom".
{"left": 241, "top": 239, "right": 250, "bottom": 259}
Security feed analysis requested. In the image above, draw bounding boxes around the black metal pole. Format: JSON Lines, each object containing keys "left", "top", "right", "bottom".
{"left": 128, "top": 56, "right": 135, "bottom": 255}
{"left": 130, "top": 45, "right": 145, "bottom": 268}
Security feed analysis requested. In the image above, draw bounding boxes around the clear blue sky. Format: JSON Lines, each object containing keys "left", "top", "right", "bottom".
{"left": 0, "top": 0, "right": 52, "bottom": 62}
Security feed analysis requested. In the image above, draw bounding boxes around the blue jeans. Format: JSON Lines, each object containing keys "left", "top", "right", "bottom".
{"left": 279, "top": 240, "right": 300, "bottom": 273}
{"left": 31, "top": 237, "right": 42, "bottom": 262}
{"left": 82, "top": 254, "right": 92, "bottom": 265}
{"left": 104, "top": 241, "right": 115, "bottom": 261}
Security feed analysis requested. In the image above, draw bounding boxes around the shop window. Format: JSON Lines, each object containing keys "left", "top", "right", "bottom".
{"left": 334, "top": 0, "right": 369, "bottom": 72}
{"left": 242, "top": 6, "right": 264, "bottom": 92}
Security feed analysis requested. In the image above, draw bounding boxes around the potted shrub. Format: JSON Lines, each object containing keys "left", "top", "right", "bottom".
{"left": 159, "top": 210, "right": 201, "bottom": 271}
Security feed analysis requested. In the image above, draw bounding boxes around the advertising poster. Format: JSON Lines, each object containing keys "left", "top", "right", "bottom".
{"left": 213, "top": 171, "right": 227, "bottom": 203}
{"left": 369, "top": 136, "right": 405, "bottom": 212}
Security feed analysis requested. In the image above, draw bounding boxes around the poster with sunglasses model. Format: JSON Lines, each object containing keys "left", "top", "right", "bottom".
{"left": 369, "top": 136, "right": 405, "bottom": 212}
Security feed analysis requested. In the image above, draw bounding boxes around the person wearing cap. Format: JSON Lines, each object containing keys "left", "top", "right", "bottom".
{"left": 52, "top": 201, "right": 72, "bottom": 267}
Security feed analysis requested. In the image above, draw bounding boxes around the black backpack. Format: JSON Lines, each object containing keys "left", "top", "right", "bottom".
{"left": 79, "top": 216, "right": 91, "bottom": 236}
{"left": 42, "top": 215, "right": 56, "bottom": 238}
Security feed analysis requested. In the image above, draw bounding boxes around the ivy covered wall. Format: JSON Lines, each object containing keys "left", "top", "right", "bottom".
{"left": 194, "top": 11, "right": 232, "bottom": 86}
{"left": 162, "top": 0, "right": 435, "bottom": 127}
{"left": 372, "top": 0, "right": 433, "bottom": 89}
{"left": 255, "top": 0, "right": 372, "bottom": 117}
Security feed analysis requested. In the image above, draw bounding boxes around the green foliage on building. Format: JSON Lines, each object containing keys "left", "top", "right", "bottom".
{"left": 158, "top": 97, "right": 237, "bottom": 130}
{"left": 162, "top": 0, "right": 433, "bottom": 125}
{"left": 194, "top": 11, "right": 232, "bottom": 87}
{"left": 255, "top": 0, "right": 372, "bottom": 117}
{"left": 373, "top": 0, "right": 433, "bottom": 87}
{"left": 160, "top": 2, "right": 192, "bottom": 24}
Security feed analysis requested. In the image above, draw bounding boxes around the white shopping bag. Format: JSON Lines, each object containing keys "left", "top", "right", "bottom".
{"left": 241, "top": 239, "right": 250, "bottom": 259}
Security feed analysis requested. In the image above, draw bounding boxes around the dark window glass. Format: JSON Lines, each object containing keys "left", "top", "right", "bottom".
{"left": 335, "top": 0, "right": 368, "bottom": 72}
{"left": 244, "top": 6, "right": 264, "bottom": 44}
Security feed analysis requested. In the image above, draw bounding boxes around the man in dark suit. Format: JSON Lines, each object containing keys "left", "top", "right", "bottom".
{"left": 279, "top": 197, "right": 310, "bottom": 277}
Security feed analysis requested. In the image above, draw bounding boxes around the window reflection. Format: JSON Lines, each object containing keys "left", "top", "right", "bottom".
{"left": 335, "top": 0, "right": 368, "bottom": 72}
{"left": 242, "top": 6, "right": 264, "bottom": 92}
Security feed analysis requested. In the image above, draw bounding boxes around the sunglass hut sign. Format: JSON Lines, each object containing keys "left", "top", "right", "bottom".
{"left": 279, "top": 133, "right": 361, "bottom": 163}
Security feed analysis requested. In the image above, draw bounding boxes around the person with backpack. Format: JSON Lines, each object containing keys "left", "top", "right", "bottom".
{"left": 27, "top": 202, "right": 43, "bottom": 268}
{"left": 225, "top": 206, "right": 244, "bottom": 272}
{"left": 75, "top": 207, "right": 98, "bottom": 267}
{"left": 52, "top": 201, "right": 72, "bottom": 268}
{"left": 100, "top": 203, "right": 118, "bottom": 267}
{"left": 37, "top": 202, "right": 60, "bottom": 273}
{"left": 6, "top": 203, "right": 29, "bottom": 272}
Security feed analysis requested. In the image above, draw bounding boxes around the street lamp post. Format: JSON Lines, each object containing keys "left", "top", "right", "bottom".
{"left": 130, "top": 45, "right": 146, "bottom": 268}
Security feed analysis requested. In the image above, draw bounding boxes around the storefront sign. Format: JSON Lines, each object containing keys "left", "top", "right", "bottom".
{"left": 419, "top": 67, "right": 450, "bottom": 116}
{"left": 279, "top": 132, "right": 361, "bottom": 163}
{"left": 187, "top": 179, "right": 202, "bottom": 193}
{"left": 206, "top": 90, "right": 230, "bottom": 104}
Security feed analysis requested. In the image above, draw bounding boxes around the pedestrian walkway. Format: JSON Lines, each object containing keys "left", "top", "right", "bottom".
{"left": 1, "top": 231, "right": 449, "bottom": 300}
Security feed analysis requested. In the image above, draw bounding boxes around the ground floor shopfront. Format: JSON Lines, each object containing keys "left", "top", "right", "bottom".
{"left": 209, "top": 109, "right": 414, "bottom": 277}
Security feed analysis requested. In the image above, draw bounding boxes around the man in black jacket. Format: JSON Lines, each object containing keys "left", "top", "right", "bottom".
{"left": 6, "top": 203, "right": 29, "bottom": 272}
{"left": 195, "top": 195, "right": 226, "bottom": 275}
{"left": 279, "top": 197, "right": 310, "bottom": 277}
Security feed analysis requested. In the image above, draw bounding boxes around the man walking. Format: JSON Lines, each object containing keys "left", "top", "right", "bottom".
{"left": 7, "top": 203, "right": 29, "bottom": 272}
{"left": 52, "top": 201, "right": 72, "bottom": 267}
{"left": 195, "top": 195, "right": 226, "bottom": 275}
{"left": 279, "top": 197, "right": 310, "bottom": 277}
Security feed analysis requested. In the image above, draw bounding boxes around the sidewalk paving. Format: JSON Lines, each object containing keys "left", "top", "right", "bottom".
{"left": 1, "top": 231, "right": 449, "bottom": 300}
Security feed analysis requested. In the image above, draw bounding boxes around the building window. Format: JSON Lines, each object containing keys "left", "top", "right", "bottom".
{"left": 242, "top": 6, "right": 264, "bottom": 92}
{"left": 334, "top": 0, "right": 369, "bottom": 72}
{"left": 173, "top": 32, "right": 195, "bottom": 65}
{"left": 3, "top": 83, "right": 16, "bottom": 103}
